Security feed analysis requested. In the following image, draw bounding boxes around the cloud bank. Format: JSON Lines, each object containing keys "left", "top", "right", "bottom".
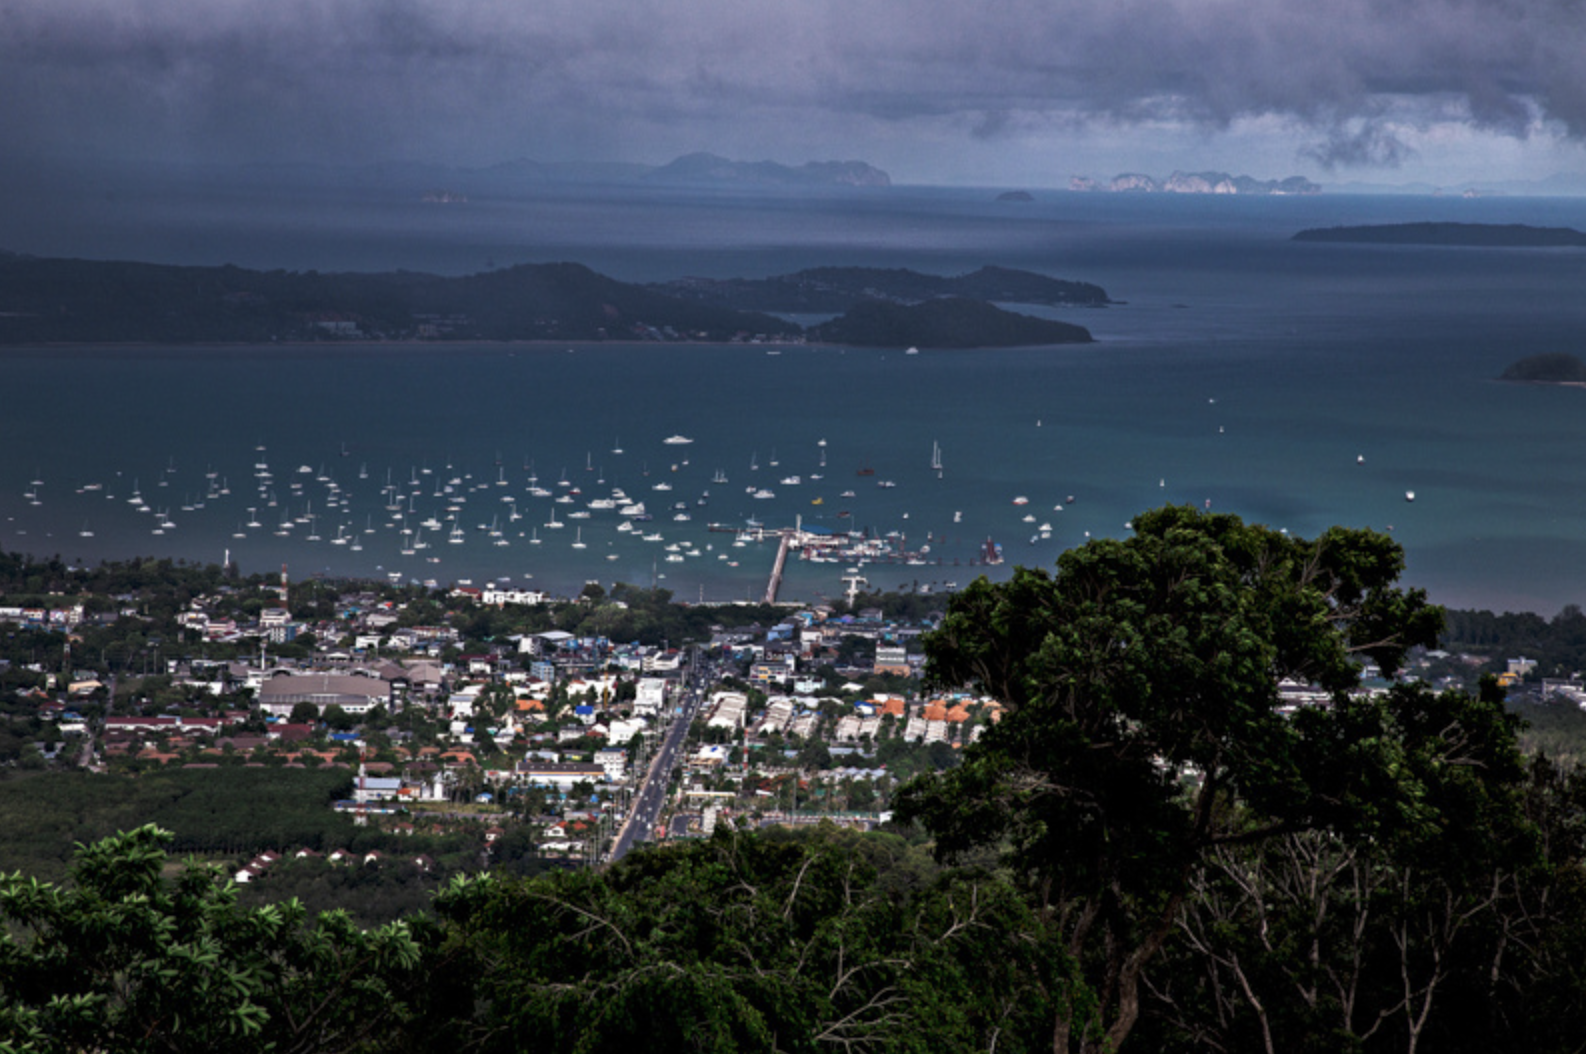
{"left": 2, "top": 0, "right": 1582, "bottom": 177}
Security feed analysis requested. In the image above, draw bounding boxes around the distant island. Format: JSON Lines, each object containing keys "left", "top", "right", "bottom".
{"left": 996, "top": 190, "right": 1034, "bottom": 202}
{"left": 1070, "top": 171, "right": 1320, "bottom": 195}
{"left": 1294, "top": 222, "right": 1586, "bottom": 247}
{"left": 651, "top": 265, "right": 1110, "bottom": 314}
{"left": 809, "top": 298, "right": 1093, "bottom": 348}
{"left": 1499, "top": 352, "right": 1586, "bottom": 384}
{"left": 0, "top": 254, "right": 1095, "bottom": 348}
{"left": 640, "top": 152, "right": 890, "bottom": 187}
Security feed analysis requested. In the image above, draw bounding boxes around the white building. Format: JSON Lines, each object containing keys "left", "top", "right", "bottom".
{"left": 594, "top": 748, "right": 627, "bottom": 781}
{"left": 706, "top": 691, "right": 748, "bottom": 731}
{"left": 633, "top": 677, "right": 669, "bottom": 716}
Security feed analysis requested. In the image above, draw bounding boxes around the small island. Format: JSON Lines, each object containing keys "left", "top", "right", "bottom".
{"left": 1294, "top": 222, "right": 1586, "bottom": 247}
{"left": 1498, "top": 352, "right": 1586, "bottom": 385}
{"left": 809, "top": 297, "right": 1092, "bottom": 348}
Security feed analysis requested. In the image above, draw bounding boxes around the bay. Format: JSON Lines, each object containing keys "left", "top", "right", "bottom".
{"left": 6, "top": 183, "right": 1586, "bottom": 611}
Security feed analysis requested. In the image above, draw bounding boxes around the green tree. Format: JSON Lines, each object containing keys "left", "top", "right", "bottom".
{"left": 435, "top": 826, "right": 1068, "bottom": 1053}
{"left": 896, "top": 506, "right": 1464, "bottom": 1053}
{"left": 0, "top": 825, "right": 431, "bottom": 1054}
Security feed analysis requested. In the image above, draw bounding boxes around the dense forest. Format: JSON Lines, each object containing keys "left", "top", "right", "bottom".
{"left": 10, "top": 507, "right": 1586, "bottom": 1052}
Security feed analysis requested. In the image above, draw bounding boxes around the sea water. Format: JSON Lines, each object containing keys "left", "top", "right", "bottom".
{"left": 6, "top": 183, "right": 1586, "bottom": 612}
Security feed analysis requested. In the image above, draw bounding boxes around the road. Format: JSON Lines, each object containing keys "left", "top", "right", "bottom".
{"left": 606, "top": 655, "right": 709, "bottom": 864}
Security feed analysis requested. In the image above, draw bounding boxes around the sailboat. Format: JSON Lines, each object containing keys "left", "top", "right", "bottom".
{"left": 931, "top": 440, "right": 943, "bottom": 478}
{"left": 571, "top": 527, "right": 587, "bottom": 550}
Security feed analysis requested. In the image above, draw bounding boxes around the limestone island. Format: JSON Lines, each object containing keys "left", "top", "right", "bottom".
{"left": 1295, "top": 222, "right": 1586, "bottom": 247}
{"left": 1498, "top": 352, "right": 1586, "bottom": 385}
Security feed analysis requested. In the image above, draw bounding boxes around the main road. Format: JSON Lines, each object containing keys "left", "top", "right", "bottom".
{"left": 606, "top": 653, "right": 710, "bottom": 864}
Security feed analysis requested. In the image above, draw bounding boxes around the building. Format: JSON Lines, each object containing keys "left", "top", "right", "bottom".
{"left": 633, "top": 677, "right": 668, "bottom": 716}
{"left": 515, "top": 760, "right": 607, "bottom": 790}
{"left": 874, "top": 645, "right": 911, "bottom": 677}
{"left": 594, "top": 748, "right": 627, "bottom": 781}
{"left": 257, "top": 672, "right": 395, "bottom": 717}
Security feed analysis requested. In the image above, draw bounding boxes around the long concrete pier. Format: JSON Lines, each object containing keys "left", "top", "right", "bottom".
{"left": 764, "top": 533, "right": 793, "bottom": 603}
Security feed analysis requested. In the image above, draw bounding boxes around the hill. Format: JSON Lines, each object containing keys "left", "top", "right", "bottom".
{"left": 653, "top": 264, "right": 1109, "bottom": 314}
{"left": 809, "top": 298, "right": 1093, "bottom": 348}
{"left": 0, "top": 256, "right": 799, "bottom": 345}
{"left": 0, "top": 255, "right": 1105, "bottom": 349}
{"left": 1498, "top": 352, "right": 1586, "bottom": 383}
{"left": 641, "top": 152, "right": 891, "bottom": 187}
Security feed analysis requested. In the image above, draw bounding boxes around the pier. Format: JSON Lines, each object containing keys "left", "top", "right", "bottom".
{"left": 764, "top": 533, "right": 793, "bottom": 603}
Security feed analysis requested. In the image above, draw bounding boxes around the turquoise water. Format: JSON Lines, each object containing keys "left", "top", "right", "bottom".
{"left": 7, "top": 186, "right": 1586, "bottom": 611}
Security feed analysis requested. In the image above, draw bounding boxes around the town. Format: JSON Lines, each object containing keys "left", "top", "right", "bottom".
{"left": 4, "top": 547, "right": 1585, "bottom": 909}
{"left": 0, "top": 553, "right": 998, "bottom": 902}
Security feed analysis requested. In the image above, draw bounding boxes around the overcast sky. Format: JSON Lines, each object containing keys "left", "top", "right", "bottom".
{"left": 6, "top": 0, "right": 1586, "bottom": 187}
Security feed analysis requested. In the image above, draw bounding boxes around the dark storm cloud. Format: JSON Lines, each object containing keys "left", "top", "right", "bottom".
{"left": 2, "top": 0, "right": 1583, "bottom": 168}
{"left": 1301, "top": 125, "right": 1418, "bottom": 170}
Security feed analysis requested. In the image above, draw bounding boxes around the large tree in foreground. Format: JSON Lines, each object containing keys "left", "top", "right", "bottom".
{"left": 896, "top": 506, "right": 1518, "bottom": 1053}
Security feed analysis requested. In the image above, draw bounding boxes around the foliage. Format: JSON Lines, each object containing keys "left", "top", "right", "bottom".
{"left": 0, "top": 825, "right": 431, "bottom": 1054}
{"left": 895, "top": 506, "right": 1470, "bottom": 1052}
{"left": 0, "top": 768, "right": 356, "bottom": 881}
{"left": 434, "top": 824, "right": 1073, "bottom": 1053}
{"left": 1441, "top": 602, "right": 1586, "bottom": 678}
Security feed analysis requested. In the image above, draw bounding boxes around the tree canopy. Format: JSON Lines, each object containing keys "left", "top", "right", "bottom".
{"left": 896, "top": 506, "right": 1505, "bottom": 1052}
